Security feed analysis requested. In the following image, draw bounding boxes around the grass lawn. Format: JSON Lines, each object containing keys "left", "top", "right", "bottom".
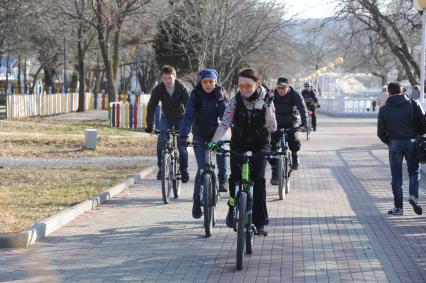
{"left": 0, "top": 165, "right": 150, "bottom": 233}
{"left": 0, "top": 118, "right": 156, "bottom": 158}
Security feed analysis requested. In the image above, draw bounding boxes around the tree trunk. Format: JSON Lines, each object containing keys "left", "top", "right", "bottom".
{"left": 24, "top": 58, "right": 27, "bottom": 94}
{"left": 112, "top": 23, "right": 122, "bottom": 85}
{"left": 30, "top": 65, "right": 43, "bottom": 94}
{"left": 96, "top": 0, "right": 116, "bottom": 104}
{"left": 43, "top": 66, "right": 56, "bottom": 93}
{"left": 77, "top": 23, "right": 85, "bottom": 112}
{"left": 17, "top": 57, "right": 21, "bottom": 94}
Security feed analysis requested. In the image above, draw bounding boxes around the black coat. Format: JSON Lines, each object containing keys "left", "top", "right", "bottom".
{"left": 377, "top": 95, "right": 424, "bottom": 144}
{"left": 273, "top": 86, "right": 308, "bottom": 128}
{"left": 146, "top": 79, "right": 190, "bottom": 128}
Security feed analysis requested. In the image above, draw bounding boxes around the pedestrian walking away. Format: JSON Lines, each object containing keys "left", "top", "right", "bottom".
{"left": 377, "top": 81, "right": 425, "bottom": 216}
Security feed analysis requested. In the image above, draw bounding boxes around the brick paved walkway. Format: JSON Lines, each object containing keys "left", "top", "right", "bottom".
{"left": 1, "top": 116, "right": 426, "bottom": 282}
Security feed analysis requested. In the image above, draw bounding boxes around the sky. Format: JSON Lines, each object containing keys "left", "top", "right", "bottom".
{"left": 282, "top": 0, "right": 338, "bottom": 19}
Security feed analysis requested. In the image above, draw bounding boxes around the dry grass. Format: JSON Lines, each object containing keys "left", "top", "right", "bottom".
{"left": 0, "top": 119, "right": 134, "bottom": 136}
{"left": 0, "top": 165, "right": 149, "bottom": 233}
{"left": 0, "top": 135, "right": 156, "bottom": 158}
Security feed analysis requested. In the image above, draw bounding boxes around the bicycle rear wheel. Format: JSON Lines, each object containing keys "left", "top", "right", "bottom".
{"left": 172, "top": 151, "right": 181, "bottom": 199}
{"left": 161, "top": 152, "right": 172, "bottom": 204}
{"left": 277, "top": 156, "right": 284, "bottom": 200}
{"left": 203, "top": 173, "right": 214, "bottom": 238}
{"left": 236, "top": 192, "right": 247, "bottom": 270}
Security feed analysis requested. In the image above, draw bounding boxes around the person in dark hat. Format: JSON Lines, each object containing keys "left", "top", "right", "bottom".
{"left": 269, "top": 77, "right": 308, "bottom": 185}
{"left": 179, "top": 68, "right": 228, "bottom": 219}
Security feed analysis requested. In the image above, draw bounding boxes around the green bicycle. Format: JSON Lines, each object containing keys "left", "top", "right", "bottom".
{"left": 218, "top": 142, "right": 282, "bottom": 270}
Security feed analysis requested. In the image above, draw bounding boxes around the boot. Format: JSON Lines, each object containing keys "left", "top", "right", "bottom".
{"left": 218, "top": 179, "right": 228, "bottom": 193}
{"left": 292, "top": 153, "right": 299, "bottom": 170}
{"left": 226, "top": 202, "right": 233, "bottom": 228}
{"left": 181, "top": 169, "right": 189, "bottom": 183}
{"left": 192, "top": 199, "right": 202, "bottom": 219}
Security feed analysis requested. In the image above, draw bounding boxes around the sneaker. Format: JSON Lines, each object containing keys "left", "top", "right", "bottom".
{"left": 388, "top": 207, "right": 404, "bottom": 215}
{"left": 291, "top": 153, "right": 299, "bottom": 170}
{"left": 256, "top": 225, "right": 268, "bottom": 236}
{"left": 192, "top": 199, "right": 202, "bottom": 219}
{"left": 181, "top": 170, "right": 189, "bottom": 183}
{"left": 270, "top": 177, "right": 278, "bottom": 185}
{"left": 226, "top": 205, "right": 233, "bottom": 228}
{"left": 156, "top": 170, "right": 161, "bottom": 180}
{"left": 218, "top": 181, "right": 227, "bottom": 193}
{"left": 409, "top": 195, "right": 423, "bottom": 215}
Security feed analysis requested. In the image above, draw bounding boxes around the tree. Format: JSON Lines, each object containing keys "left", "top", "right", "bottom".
{"left": 335, "top": 0, "right": 421, "bottom": 85}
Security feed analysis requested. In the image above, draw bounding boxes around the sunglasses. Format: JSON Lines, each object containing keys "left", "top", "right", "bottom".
{"left": 238, "top": 83, "right": 256, "bottom": 90}
{"left": 201, "top": 79, "right": 216, "bottom": 85}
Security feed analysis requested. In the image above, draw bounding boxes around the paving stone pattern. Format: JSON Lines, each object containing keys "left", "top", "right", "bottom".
{"left": 1, "top": 116, "right": 425, "bottom": 282}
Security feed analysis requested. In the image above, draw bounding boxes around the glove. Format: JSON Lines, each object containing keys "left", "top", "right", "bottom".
{"left": 145, "top": 127, "right": 153, "bottom": 133}
{"left": 178, "top": 137, "right": 188, "bottom": 147}
{"left": 207, "top": 141, "right": 217, "bottom": 151}
{"left": 263, "top": 93, "right": 274, "bottom": 107}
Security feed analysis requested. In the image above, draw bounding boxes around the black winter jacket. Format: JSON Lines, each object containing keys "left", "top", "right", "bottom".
{"left": 377, "top": 95, "right": 424, "bottom": 144}
{"left": 146, "top": 79, "right": 190, "bottom": 128}
{"left": 274, "top": 86, "right": 308, "bottom": 128}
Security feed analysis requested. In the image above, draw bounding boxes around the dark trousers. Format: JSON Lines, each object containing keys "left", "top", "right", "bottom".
{"left": 389, "top": 139, "right": 420, "bottom": 208}
{"left": 310, "top": 109, "right": 317, "bottom": 129}
{"left": 157, "top": 117, "right": 188, "bottom": 171}
{"left": 269, "top": 129, "right": 301, "bottom": 173}
{"left": 229, "top": 151, "right": 268, "bottom": 227}
{"left": 192, "top": 135, "right": 228, "bottom": 200}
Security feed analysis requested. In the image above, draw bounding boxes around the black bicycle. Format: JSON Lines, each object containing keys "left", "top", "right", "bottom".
{"left": 220, "top": 142, "right": 282, "bottom": 270}
{"left": 274, "top": 127, "right": 299, "bottom": 200}
{"left": 155, "top": 127, "right": 181, "bottom": 204}
{"left": 199, "top": 142, "right": 228, "bottom": 238}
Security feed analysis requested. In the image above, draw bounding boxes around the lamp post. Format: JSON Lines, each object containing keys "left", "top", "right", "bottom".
{"left": 63, "top": 34, "right": 67, "bottom": 94}
{"left": 335, "top": 57, "right": 344, "bottom": 96}
{"left": 327, "top": 63, "right": 334, "bottom": 95}
{"left": 320, "top": 67, "right": 327, "bottom": 95}
{"left": 415, "top": 0, "right": 426, "bottom": 103}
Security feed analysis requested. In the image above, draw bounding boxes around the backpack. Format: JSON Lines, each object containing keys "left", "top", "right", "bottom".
{"left": 410, "top": 99, "right": 426, "bottom": 163}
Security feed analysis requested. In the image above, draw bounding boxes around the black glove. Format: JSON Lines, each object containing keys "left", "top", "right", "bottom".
{"left": 264, "top": 94, "right": 274, "bottom": 107}
{"left": 145, "top": 127, "right": 153, "bottom": 133}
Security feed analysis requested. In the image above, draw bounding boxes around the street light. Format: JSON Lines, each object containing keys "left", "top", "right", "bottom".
{"left": 327, "top": 63, "right": 334, "bottom": 95}
{"left": 415, "top": 0, "right": 426, "bottom": 103}
{"left": 335, "top": 57, "right": 344, "bottom": 96}
{"left": 320, "top": 67, "right": 327, "bottom": 95}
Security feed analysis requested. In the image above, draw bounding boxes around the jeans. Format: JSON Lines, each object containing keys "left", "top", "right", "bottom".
{"left": 157, "top": 117, "right": 188, "bottom": 172}
{"left": 388, "top": 138, "right": 420, "bottom": 208}
{"left": 192, "top": 135, "right": 228, "bottom": 200}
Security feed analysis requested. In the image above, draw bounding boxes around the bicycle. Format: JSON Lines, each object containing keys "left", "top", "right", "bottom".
{"left": 154, "top": 127, "right": 181, "bottom": 204}
{"left": 198, "top": 142, "right": 227, "bottom": 238}
{"left": 273, "top": 127, "right": 299, "bottom": 200}
{"left": 219, "top": 142, "right": 281, "bottom": 270}
{"left": 306, "top": 111, "right": 313, "bottom": 140}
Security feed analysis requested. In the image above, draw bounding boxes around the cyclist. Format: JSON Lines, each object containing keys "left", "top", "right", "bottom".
{"left": 145, "top": 65, "right": 190, "bottom": 183}
{"left": 179, "top": 69, "right": 228, "bottom": 219}
{"left": 208, "top": 68, "right": 277, "bottom": 236}
{"left": 301, "top": 81, "right": 319, "bottom": 131}
{"left": 270, "top": 77, "right": 307, "bottom": 185}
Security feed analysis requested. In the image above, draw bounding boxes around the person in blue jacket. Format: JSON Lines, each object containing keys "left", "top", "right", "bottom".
{"left": 179, "top": 69, "right": 228, "bottom": 219}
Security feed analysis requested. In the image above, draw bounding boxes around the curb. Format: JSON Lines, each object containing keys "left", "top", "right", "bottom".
{"left": 0, "top": 165, "right": 156, "bottom": 249}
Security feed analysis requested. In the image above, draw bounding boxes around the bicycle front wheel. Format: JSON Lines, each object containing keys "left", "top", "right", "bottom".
{"left": 277, "top": 156, "right": 284, "bottom": 200}
{"left": 161, "top": 152, "right": 172, "bottom": 204}
{"left": 236, "top": 192, "right": 247, "bottom": 270}
{"left": 203, "top": 172, "right": 214, "bottom": 238}
{"left": 172, "top": 151, "right": 181, "bottom": 199}
{"left": 285, "top": 152, "right": 291, "bottom": 194}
